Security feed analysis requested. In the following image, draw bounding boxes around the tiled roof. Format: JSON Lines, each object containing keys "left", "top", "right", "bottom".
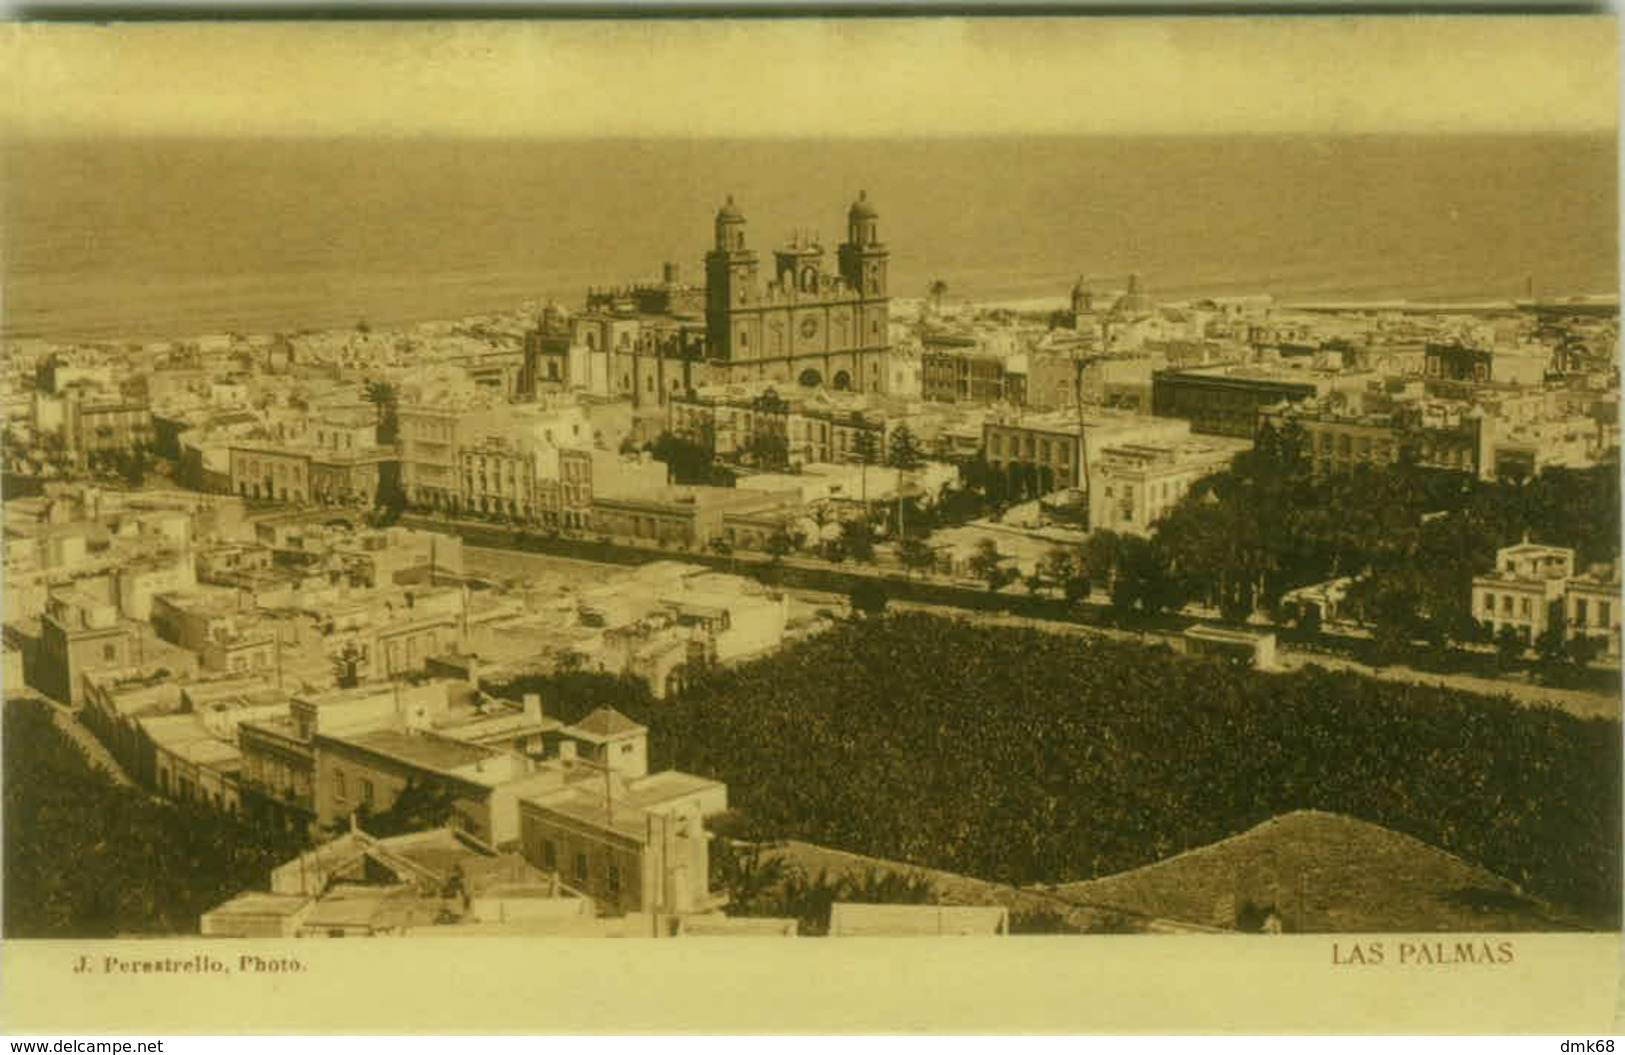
{"left": 570, "top": 707, "right": 645, "bottom": 739}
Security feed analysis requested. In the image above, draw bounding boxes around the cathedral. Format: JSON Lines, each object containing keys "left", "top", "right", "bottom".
{"left": 704, "top": 191, "right": 892, "bottom": 392}
{"left": 521, "top": 193, "right": 893, "bottom": 406}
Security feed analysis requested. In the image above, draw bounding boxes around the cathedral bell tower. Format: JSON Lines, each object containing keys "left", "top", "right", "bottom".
{"left": 837, "top": 190, "right": 890, "bottom": 352}
{"left": 838, "top": 190, "right": 887, "bottom": 297}
{"left": 705, "top": 195, "right": 760, "bottom": 362}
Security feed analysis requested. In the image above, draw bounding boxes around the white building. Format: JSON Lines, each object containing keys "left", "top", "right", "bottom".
{"left": 1471, "top": 542, "right": 1619, "bottom": 656}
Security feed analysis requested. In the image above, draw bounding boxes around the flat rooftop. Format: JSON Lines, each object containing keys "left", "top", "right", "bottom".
{"left": 1165, "top": 364, "right": 1369, "bottom": 384}
{"left": 340, "top": 728, "right": 501, "bottom": 774}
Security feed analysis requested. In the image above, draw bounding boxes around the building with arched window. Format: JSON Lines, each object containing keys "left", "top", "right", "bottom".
{"left": 705, "top": 192, "right": 891, "bottom": 394}
{"left": 523, "top": 194, "right": 895, "bottom": 410}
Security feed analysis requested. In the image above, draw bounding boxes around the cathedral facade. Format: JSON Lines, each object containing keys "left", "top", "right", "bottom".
{"left": 520, "top": 192, "right": 893, "bottom": 406}
{"left": 704, "top": 192, "right": 891, "bottom": 393}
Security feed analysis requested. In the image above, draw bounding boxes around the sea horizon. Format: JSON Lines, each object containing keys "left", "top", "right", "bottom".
{"left": 4, "top": 131, "right": 1617, "bottom": 344}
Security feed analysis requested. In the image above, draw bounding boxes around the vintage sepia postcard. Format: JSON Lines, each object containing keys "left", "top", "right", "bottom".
{"left": 0, "top": 14, "right": 1620, "bottom": 1035}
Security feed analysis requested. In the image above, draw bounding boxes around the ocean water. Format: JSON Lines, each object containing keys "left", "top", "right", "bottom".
{"left": 2, "top": 134, "right": 1616, "bottom": 343}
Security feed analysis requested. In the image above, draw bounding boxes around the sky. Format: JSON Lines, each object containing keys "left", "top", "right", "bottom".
{"left": 0, "top": 16, "right": 1617, "bottom": 139}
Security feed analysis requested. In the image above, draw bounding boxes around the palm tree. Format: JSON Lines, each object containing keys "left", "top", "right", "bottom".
{"left": 363, "top": 379, "right": 399, "bottom": 445}
{"left": 840, "top": 866, "right": 937, "bottom": 906}
{"left": 712, "top": 842, "right": 790, "bottom": 917}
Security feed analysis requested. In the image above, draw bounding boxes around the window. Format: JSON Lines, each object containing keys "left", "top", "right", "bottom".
{"left": 1602, "top": 601, "right": 1613, "bottom": 626}
{"left": 334, "top": 769, "right": 347, "bottom": 802}
{"left": 607, "top": 863, "right": 622, "bottom": 897}
{"left": 542, "top": 839, "right": 557, "bottom": 871}
{"left": 103, "top": 644, "right": 117, "bottom": 661}
{"left": 1576, "top": 599, "right": 1589, "bottom": 626}
{"left": 1482, "top": 593, "right": 1495, "bottom": 615}
{"left": 574, "top": 852, "right": 589, "bottom": 884}
{"left": 360, "top": 779, "right": 374, "bottom": 808}
{"left": 1520, "top": 598, "right": 1531, "bottom": 618}
{"left": 621, "top": 743, "right": 635, "bottom": 755}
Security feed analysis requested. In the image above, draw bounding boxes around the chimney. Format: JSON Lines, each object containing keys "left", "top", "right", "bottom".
{"left": 523, "top": 693, "right": 543, "bottom": 724}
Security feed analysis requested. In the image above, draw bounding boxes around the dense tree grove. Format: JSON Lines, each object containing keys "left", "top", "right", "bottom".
{"left": 4, "top": 700, "right": 301, "bottom": 937}
{"left": 1085, "top": 423, "right": 1620, "bottom": 641}
{"left": 489, "top": 669, "right": 656, "bottom": 722}
{"left": 634, "top": 615, "right": 1620, "bottom": 925}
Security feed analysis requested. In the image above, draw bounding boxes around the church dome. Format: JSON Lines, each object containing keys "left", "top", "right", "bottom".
{"left": 848, "top": 190, "right": 879, "bottom": 220}
{"left": 717, "top": 194, "right": 745, "bottom": 222}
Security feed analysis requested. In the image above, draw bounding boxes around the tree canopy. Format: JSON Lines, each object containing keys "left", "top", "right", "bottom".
{"left": 651, "top": 430, "right": 734, "bottom": 486}
{"left": 362, "top": 378, "right": 399, "bottom": 445}
{"left": 355, "top": 776, "right": 459, "bottom": 839}
{"left": 4, "top": 699, "right": 300, "bottom": 937}
{"left": 634, "top": 614, "right": 1620, "bottom": 925}
{"left": 1119, "top": 429, "right": 1618, "bottom": 645}
{"left": 886, "top": 425, "right": 925, "bottom": 472}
